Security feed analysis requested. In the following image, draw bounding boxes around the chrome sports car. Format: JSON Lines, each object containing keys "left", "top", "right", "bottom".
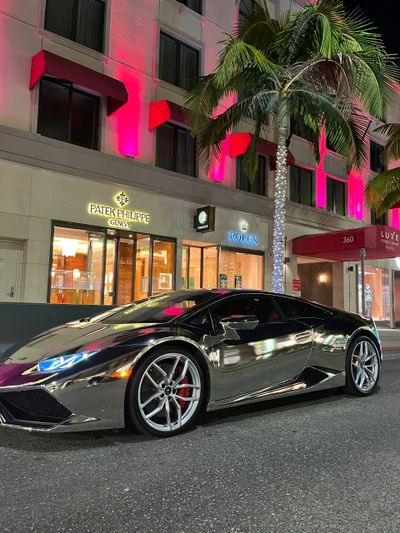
{"left": 0, "top": 290, "right": 382, "bottom": 437}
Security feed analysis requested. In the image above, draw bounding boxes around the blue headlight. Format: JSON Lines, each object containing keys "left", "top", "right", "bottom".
{"left": 37, "top": 350, "right": 100, "bottom": 374}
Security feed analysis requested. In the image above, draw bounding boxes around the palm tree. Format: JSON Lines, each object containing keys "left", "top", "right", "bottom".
{"left": 366, "top": 124, "right": 400, "bottom": 215}
{"left": 185, "top": 0, "right": 397, "bottom": 293}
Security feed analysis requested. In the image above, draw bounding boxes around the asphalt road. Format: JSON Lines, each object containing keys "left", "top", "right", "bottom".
{"left": 1, "top": 357, "right": 400, "bottom": 533}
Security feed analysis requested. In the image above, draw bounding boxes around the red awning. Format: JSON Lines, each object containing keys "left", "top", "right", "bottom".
{"left": 292, "top": 225, "right": 400, "bottom": 261}
{"left": 229, "top": 132, "right": 295, "bottom": 170}
{"left": 149, "top": 100, "right": 187, "bottom": 130}
{"left": 29, "top": 50, "right": 128, "bottom": 115}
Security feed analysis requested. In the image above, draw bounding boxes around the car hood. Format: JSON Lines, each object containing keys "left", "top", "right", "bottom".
{"left": 0, "top": 321, "right": 160, "bottom": 366}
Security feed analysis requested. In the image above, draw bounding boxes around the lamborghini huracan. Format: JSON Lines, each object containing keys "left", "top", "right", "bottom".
{"left": 0, "top": 289, "right": 382, "bottom": 436}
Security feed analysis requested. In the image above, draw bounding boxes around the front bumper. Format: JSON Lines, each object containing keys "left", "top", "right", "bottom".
{"left": 0, "top": 375, "right": 129, "bottom": 433}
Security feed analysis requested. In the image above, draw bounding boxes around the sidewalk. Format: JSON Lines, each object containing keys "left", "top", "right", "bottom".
{"left": 378, "top": 328, "right": 400, "bottom": 357}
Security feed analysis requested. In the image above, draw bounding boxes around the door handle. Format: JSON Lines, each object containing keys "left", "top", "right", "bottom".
{"left": 295, "top": 331, "right": 312, "bottom": 342}
{"left": 6, "top": 286, "right": 15, "bottom": 298}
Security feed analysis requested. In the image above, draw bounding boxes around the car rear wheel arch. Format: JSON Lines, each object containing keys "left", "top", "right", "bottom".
{"left": 348, "top": 328, "right": 381, "bottom": 358}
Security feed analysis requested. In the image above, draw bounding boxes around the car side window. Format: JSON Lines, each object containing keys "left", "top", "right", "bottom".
{"left": 186, "top": 310, "right": 212, "bottom": 333}
{"left": 210, "top": 296, "right": 284, "bottom": 332}
{"left": 274, "top": 296, "right": 332, "bottom": 320}
{"left": 273, "top": 296, "right": 307, "bottom": 319}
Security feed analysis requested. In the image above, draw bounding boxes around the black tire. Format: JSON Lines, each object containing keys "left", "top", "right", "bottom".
{"left": 345, "top": 335, "right": 381, "bottom": 396}
{"left": 126, "top": 345, "right": 206, "bottom": 437}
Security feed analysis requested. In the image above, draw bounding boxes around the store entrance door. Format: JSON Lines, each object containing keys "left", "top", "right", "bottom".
{"left": 104, "top": 234, "right": 174, "bottom": 305}
{"left": 0, "top": 240, "right": 20, "bottom": 302}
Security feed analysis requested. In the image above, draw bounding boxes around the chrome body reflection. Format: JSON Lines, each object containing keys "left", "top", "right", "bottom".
{"left": 0, "top": 290, "right": 381, "bottom": 433}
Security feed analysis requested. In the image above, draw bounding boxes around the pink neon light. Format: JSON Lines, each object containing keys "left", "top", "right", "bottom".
{"left": 348, "top": 169, "right": 365, "bottom": 220}
{"left": 230, "top": 133, "right": 252, "bottom": 158}
{"left": 388, "top": 160, "right": 400, "bottom": 228}
{"left": 316, "top": 127, "right": 327, "bottom": 208}
{"left": 209, "top": 136, "right": 231, "bottom": 183}
{"left": 114, "top": 71, "right": 143, "bottom": 158}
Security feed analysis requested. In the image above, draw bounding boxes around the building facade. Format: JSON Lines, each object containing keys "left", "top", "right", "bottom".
{"left": 0, "top": 0, "right": 400, "bottom": 326}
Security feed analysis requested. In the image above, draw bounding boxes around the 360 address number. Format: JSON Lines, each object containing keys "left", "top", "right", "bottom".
{"left": 343, "top": 236, "right": 355, "bottom": 244}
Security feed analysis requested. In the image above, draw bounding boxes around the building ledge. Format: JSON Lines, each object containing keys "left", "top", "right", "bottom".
{"left": 0, "top": 124, "right": 364, "bottom": 233}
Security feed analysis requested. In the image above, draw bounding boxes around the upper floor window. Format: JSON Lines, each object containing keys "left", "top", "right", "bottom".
{"left": 371, "top": 210, "right": 387, "bottom": 225}
{"left": 370, "top": 141, "right": 385, "bottom": 173}
{"left": 290, "top": 166, "right": 314, "bottom": 207}
{"left": 239, "top": 0, "right": 257, "bottom": 23}
{"left": 37, "top": 77, "right": 100, "bottom": 150}
{"left": 156, "top": 122, "right": 197, "bottom": 177}
{"left": 326, "top": 177, "right": 346, "bottom": 216}
{"left": 236, "top": 154, "right": 267, "bottom": 196}
{"left": 159, "top": 33, "right": 199, "bottom": 90}
{"left": 176, "top": 0, "right": 202, "bottom": 14}
{"left": 44, "top": 0, "right": 105, "bottom": 53}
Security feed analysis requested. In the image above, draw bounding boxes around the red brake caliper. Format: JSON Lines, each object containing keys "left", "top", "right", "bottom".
{"left": 178, "top": 367, "right": 190, "bottom": 410}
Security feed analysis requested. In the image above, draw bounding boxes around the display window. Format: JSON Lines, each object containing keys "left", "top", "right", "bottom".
{"left": 50, "top": 224, "right": 176, "bottom": 305}
{"left": 182, "top": 243, "right": 264, "bottom": 290}
{"left": 219, "top": 248, "right": 263, "bottom": 289}
{"left": 358, "top": 266, "right": 391, "bottom": 322}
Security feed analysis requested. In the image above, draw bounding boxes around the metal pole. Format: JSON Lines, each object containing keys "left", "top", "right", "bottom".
{"left": 360, "top": 247, "right": 366, "bottom": 316}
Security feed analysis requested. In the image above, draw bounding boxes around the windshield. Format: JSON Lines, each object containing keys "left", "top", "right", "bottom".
{"left": 96, "top": 291, "right": 216, "bottom": 324}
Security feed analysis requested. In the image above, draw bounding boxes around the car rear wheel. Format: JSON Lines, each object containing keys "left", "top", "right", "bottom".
{"left": 126, "top": 346, "right": 205, "bottom": 437}
{"left": 345, "top": 336, "right": 380, "bottom": 396}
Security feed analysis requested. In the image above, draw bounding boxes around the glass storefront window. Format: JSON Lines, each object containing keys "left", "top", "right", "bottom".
{"left": 188, "top": 247, "right": 201, "bottom": 289}
{"left": 219, "top": 249, "right": 263, "bottom": 289}
{"left": 182, "top": 244, "right": 263, "bottom": 290}
{"left": 51, "top": 225, "right": 176, "bottom": 305}
{"left": 103, "top": 239, "right": 116, "bottom": 305}
{"left": 116, "top": 238, "right": 134, "bottom": 305}
{"left": 358, "top": 266, "right": 391, "bottom": 322}
{"left": 202, "top": 247, "right": 218, "bottom": 289}
{"left": 51, "top": 226, "right": 105, "bottom": 304}
{"left": 135, "top": 236, "right": 151, "bottom": 301}
{"left": 152, "top": 240, "right": 175, "bottom": 295}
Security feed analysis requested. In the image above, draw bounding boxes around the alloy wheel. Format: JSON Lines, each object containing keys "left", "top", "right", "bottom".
{"left": 350, "top": 340, "right": 380, "bottom": 393}
{"left": 137, "top": 352, "right": 202, "bottom": 433}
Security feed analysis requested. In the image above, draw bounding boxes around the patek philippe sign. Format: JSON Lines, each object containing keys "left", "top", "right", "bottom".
{"left": 227, "top": 219, "right": 259, "bottom": 247}
{"left": 88, "top": 192, "right": 151, "bottom": 229}
{"left": 194, "top": 206, "right": 215, "bottom": 233}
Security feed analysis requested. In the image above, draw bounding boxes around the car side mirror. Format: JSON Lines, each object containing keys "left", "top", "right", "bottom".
{"left": 220, "top": 315, "right": 259, "bottom": 332}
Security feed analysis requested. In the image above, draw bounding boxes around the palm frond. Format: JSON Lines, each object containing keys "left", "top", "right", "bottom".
{"left": 375, "top": 123, "right": 400, "bottom": 163}
{"left": 365, "top": 167, "right": 400, "bottom": 214}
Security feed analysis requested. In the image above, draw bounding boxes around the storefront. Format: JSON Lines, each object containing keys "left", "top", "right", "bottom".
{"left": 38, "top": 178, "right": 268, "bottom": 306}
{"left": 181, "top": 242, "right": 264, "bottom": 290}
{"left": 50, "top": 223, "right": 176, "bottom": 305}
{"left": 292, "top": 225, "right": 400, "bottom": 326}
{"left": 357, "top": 266, "right": 391, "bottom": 322}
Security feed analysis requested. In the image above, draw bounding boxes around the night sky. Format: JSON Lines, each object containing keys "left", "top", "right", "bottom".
{"left": 343, "top": 0, "right": 400, "bottom": 57}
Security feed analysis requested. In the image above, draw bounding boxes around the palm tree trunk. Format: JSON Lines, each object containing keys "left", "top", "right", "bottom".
{"left": 272, "top": 102, "right": 289, "bottom": 294}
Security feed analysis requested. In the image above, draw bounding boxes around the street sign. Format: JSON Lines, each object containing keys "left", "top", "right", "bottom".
{"left": 292, "top": 278, "right": 301, "bottom": 292}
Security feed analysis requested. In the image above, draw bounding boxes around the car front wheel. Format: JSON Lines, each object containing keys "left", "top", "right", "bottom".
{"left": 126, "top": 346, "right": 205, "bottom": 437}
{"left": 345, "top": 336, "right": 381, "bottom": 396}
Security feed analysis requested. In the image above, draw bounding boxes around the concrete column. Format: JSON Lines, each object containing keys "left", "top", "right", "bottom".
{"left": 332, "top": 263, "right": 345, "bottom": 310}
{"left": 343, "top": 261, "right": 358, "bottom": 313}
{"left": 175, "top": 238, "right": 183, "bottom": 290}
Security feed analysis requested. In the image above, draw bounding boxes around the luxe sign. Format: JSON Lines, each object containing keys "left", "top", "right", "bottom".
{"left": 88, "top": 192, "right": 151, "bottom": 229}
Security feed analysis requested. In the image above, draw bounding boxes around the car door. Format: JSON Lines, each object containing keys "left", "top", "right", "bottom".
{"left": 205, "top": 294, "right": 313, "bottom": 404}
